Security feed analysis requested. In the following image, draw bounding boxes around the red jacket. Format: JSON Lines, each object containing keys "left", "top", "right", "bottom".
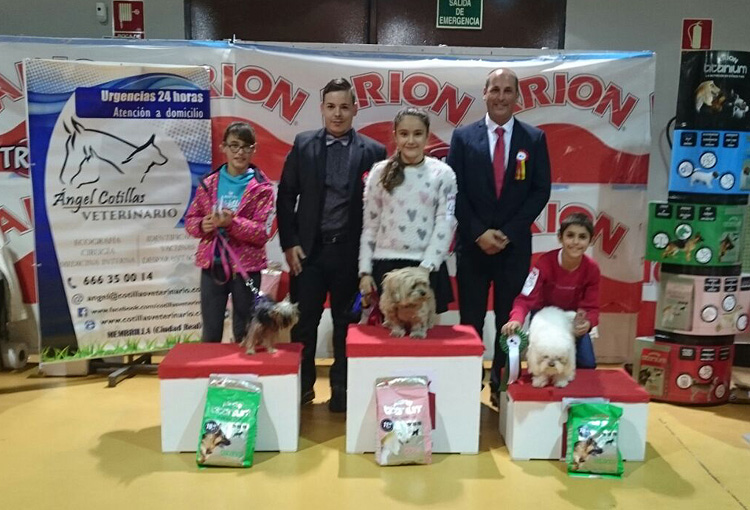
{"left": 185, "top": 166, "right": 274, "bottom": 274}
{"left": 509, "top": 249, "right": 600, "bottom": 327}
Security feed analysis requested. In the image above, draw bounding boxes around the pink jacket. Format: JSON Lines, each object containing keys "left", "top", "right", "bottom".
{"left": 185, "top": 166, "right": 274, "bottom": 274}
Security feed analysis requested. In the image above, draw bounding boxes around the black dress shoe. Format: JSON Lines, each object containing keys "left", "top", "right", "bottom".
{"left": 490, "top": 391, "right": 500, "bottom": 408}
{"left": 301, "top": 389, "right": 315, "bottom": 406}
{"left": 328, "top": 387, "right": 347, "bottom": 413}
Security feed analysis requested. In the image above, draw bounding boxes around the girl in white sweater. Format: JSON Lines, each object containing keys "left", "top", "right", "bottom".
{"left": 359, "top": 107, "right": 457, "bottom": 312}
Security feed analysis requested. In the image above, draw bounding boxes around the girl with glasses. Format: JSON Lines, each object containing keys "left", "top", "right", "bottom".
{"left": 185, "top": 121, "right": 274, "bottom": 343}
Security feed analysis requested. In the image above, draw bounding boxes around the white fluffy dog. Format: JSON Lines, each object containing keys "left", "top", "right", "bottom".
{"left": 379, "top": 267, "right": 436, "bottom": 338}
{"left": 527, "top": 306, "right": 577, "bottom": 388}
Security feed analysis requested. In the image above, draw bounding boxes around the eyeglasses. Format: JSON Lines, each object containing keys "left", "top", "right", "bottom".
{"left": 226, "top": 143, "right": 254, "bottom": 153}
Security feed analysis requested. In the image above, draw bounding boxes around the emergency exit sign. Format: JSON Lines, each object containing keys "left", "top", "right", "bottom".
{"left": 436, "top": 0, "right": 483, "bottom": 30}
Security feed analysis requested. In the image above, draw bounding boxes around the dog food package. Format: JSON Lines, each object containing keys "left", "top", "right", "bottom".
{"left": 375, "top": 376, "right": 432, "bottom": 466}
{"left": 566, "top": 403, "right": 624, "bottom": 478}
{"left": 196, "top": 375, "right": 262, "bottom": 468}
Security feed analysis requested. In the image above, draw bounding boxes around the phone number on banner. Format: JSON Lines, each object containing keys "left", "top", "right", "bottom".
{"left": 81, "top": 272, "right": 154, "bottom": 285}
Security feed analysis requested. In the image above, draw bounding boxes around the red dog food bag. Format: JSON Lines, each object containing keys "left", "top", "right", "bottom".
{"left": 375, "top": 376, "right": 432, "bottom": 466}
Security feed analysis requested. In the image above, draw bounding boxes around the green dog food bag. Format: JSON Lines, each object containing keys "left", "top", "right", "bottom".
{"left": 566, "top": 403, "right": 624, "bottom": 478}
{"left": 196, "top": 374, "right": 262, "bottom": 468}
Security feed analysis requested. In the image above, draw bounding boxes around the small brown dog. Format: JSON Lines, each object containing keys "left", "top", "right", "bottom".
{"left": 241, "top": 298, "right": 299, "bottom": 355}
{"left": 379, "top": 267, "right": 436, "bottom": 338}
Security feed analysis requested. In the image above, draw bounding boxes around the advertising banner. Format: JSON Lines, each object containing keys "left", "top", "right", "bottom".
{"left": 25, "top": 59, "right": 211, "bottom": 361}
{"left": 646, "top": 202, "right": 745, "bottom": 267}
{"left": 0, "top": 38, "right": 654, "bottom": 362}
{"left": 676, "top": 50, "right": 750, "bottom": 132}
{"left": 655, "top": 271, "right": 749, "bottom": 336}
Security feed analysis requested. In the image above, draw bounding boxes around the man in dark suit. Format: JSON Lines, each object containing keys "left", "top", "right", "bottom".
{"left": 277, "top": 78, "right": 387, "bottom": 412}
{"left": 447, "top": 68, "right": 551, "bottom": 403}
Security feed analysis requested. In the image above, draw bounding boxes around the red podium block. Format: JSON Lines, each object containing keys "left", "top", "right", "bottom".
{"left": 159, "top": 343, "right": 302, "bottom": 453}
{"left": 499, "top": 369, "right": 650, "bottom": 461}
{"left": 346, "top": 324, "right": 484, "bottom": 454}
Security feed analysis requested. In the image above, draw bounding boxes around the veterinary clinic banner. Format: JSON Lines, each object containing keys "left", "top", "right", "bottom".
{"left": 0, "top": 37, "right": 654, "bottom": 362}
{"left": 25, "top": 59, "right": 211, "bottom": 362}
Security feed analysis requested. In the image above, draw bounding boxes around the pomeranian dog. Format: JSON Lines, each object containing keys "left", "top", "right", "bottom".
{"left": 527, "top": 306, "right": 577, "bottom": 388}
{"left": 241, "top": 298, "right": 299, "bottom": 355}
{"left": 198, "top": 420, "right": 231, "bottom": 464}
{"left": 379, "top": 267, "right": 436, "bottom": 338}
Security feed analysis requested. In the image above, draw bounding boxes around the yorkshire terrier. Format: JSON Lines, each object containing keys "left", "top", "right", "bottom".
{"left": 241, "top": 298, "right": 299, "bottom": 355}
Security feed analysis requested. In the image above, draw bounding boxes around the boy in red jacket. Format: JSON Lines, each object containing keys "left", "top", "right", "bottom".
{"left": 501, "top": 213, "right": 599, "bottom": 368}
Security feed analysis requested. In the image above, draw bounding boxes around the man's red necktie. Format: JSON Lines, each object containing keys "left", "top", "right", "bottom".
{"left": 493, "top": 126, "right": 505, "bottom": 198}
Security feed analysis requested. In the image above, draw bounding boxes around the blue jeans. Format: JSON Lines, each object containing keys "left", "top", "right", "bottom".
{"left": 576, "top": 333, "right": 597, "bottom": 369}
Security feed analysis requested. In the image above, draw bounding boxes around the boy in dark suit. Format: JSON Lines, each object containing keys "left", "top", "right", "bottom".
{"left": 447, "top": 68, "right": 552, "bottom": 404}
{"left": 277, "top": 78, "right": 387, "bottom": 412}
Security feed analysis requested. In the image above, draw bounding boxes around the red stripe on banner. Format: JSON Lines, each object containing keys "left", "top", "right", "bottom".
{"left": 0, "top": 123, "right": 26, "bottom": 145}
{"left": 600, "top": 276, "right": 642, "bottom": 314}
{"left": 359, "top": 121, "right": 448, "bottom": 158}
{"left": 637, "top": 301, "right": 656, "bottom": 337}
{"left": 212, "top": 116, "right": 292, "bottom": 181}
{"left": 443, "top": 275, "right": 642, "bottom": 313}
{"left": 540, "top": 124, "right": 649, "bottom": 184}
{"left": 15, "top": 252, "right": 37, "bottom": 304}
{"left": 211, "top": 120, "right": 647, "bottom": 186}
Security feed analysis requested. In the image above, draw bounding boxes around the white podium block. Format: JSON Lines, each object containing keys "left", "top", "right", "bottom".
{"left": 499, "top": 369, "right": 649, "bottom": 461}
{"left": 159, "top": 343, "right": 301, "bottom": 453}
{"left": 346, "top": 325, "right": 484, "bottom": 454}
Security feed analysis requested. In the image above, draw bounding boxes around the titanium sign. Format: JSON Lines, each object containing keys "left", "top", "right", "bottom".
{"left": 436, "top": 0, "right": 482, "bottom": 30}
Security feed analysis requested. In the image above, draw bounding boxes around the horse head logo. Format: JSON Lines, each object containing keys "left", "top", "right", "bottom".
{"left": 60, "top": 118, "right": 169, "bottom": 188}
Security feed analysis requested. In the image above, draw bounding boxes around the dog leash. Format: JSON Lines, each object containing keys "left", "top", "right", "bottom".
{"left": 212, "top": 231, "right": 263, "bottom": 303}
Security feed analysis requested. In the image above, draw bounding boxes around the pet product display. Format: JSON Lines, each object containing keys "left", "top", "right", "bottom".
{"left": 566, "top": 403, "right": 624, "bottom": 478}
{"left": 196, "top": 375, "right": 262, "bottom": 467}
{"left": 375, "top": 376, "right": 432, "bottom": 466}
{"left": 639, "top": 49, "right": 750, "bottom": 406}
{"left": 669, "top": 130, "right": 750, "bottom": 196}
{"left": 655, "top": 268, "right": 750, "bottom": 336}
{"left": 634, "top": 334, "right": 733, "bottom": 404}
{"left": 645, "top": 201, "right": 745, "bottom": 266}
{"left": 675, "top": 51, "right": 750, "bottom": 132}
